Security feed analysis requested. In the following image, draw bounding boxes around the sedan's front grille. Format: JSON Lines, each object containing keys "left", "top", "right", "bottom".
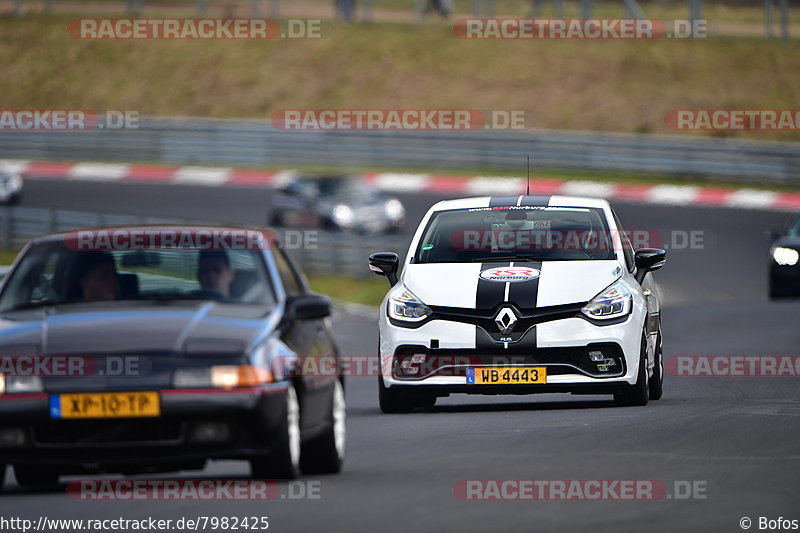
{"left": 32, "top": 419, "right": 184, "bottom": 447}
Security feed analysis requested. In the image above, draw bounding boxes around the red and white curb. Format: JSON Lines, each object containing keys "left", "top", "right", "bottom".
{"left": 2, "top": 159, "right": 799, "bottom": 211}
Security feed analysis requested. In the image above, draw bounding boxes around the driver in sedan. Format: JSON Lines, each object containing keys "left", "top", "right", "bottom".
{"left": 196, "top": 250, "right": 235, "bottom": 297}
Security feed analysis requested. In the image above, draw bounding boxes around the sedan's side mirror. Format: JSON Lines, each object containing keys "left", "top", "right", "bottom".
{"left": 369, "top": 252, "right": 399, "bottom": 286}
{"left": 765, "top": 228, "right": 781, "bottom": 242}
{"left": 634, "top": 248, "right": 666, "bottom": 283}
{"left": 287, "top": 294, "right": 331, "bottom": 320}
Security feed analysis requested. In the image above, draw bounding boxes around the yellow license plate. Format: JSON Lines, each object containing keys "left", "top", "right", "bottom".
{"left": 51, "top": 392, "right": 160, "bottom": 419}
{"left": 466, "top": 367, "right": 547, "bottom": 385}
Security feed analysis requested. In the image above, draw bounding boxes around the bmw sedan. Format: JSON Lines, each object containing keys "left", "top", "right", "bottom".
{"left": 0, "top": 226, "right": 345, "bottom": 489}
{"left": 767, "top": 212, "right": 800, "bottom": 298}
{"left": 369, "top": 195, "right": 666, "bottom": 412}
{"left": 270, "top": 174, "right": 405, "bottom": 234}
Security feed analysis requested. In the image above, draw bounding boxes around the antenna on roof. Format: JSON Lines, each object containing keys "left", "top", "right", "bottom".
{"left": 526, "top": 155, "right": 531, "bottom": 196}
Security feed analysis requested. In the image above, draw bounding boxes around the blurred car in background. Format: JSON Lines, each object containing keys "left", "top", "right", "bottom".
{"left": 0, "top": 226, "right": 346, "bottom": 488}
{"left": 768, "top": 212, "right": 800, "bottom": 298}
{"left": 270, "top": 175, "right": 405, "bottom": 234}
{"left": 0, "top": 166, "right": 23, "bottom": 205}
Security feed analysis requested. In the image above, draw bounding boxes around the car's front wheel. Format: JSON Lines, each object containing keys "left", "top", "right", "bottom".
{"left": 300, "top": 379, "right": 346, "bottom": 474}
{"left": 0, "top": 464, "right": 6, "bottom": 492}
{"left": 614, "top": 334, "right": 649, "bottom": 407}
{"left": 250, "top": 384, "right": 301, "bottom": 480}
{"left": 13, "top": 465, "right": 59, "bottom": 488}
{"left": 378, "top": 376, "right": 436, "bottom": 413}
{"left": 648, "top": 326, "right": 664, "bottom": 401}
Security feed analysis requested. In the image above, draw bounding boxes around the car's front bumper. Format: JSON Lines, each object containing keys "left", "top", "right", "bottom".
{"left": 379, "top": 312, "right": 644, "bottom": 392}
{"left": 0, "top": 383, "right": 290, "bottom": 470}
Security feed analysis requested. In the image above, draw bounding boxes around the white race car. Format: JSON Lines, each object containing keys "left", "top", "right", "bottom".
{"left": 368, "top": 195, "right": 666, "bottom": 413}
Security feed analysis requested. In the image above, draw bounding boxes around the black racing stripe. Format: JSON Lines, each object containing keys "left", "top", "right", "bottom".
{"left": 519, "top": 195, "right": 551, "bottom": 207}
{"left": 506, "top": 261, "right": 542, "bottom": 350}
{"left": 475, "top": 261, "right": 509, "bottom": 351}
{"left": 475, "top": 261, "right": 509, "bottom": 310}
{"left": 506, "top": 261, "right": 542, "bottom": 309}
{"left": 489, "top": 196, "right": 520, "bottom": 208}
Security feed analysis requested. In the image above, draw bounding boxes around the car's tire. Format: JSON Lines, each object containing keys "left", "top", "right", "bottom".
{"left": 768, "top": 277, "right": 790, "bottom": 299}
{"left": 648, "top": 326, "right": 664, "bottom": 401}
{"left": 378, "top": 376, "right": 436, "bottom": 413}
{"left": 0, "top": 464, "right": 6, "bottom": 493}
{"left": 13, "top": 465, "right": 59, "bottom": 488}
{"left": 300, "top": 379, "right": 346, "bottom": 475}
{"left": 614, "top": 334, "right": 649, "bottom": 407}
{"left": 250, "top": 384, "right": 301, "bottom": 480}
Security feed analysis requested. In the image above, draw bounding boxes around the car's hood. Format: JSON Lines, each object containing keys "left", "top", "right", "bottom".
{"left": 773, "top": 236, "right": 800, "bottom": 250}
{"left": 402, "top": 260, "right": 623, "bottom": 309}
{"left": 0, "top": 301, "right": 278, "bottom": 356}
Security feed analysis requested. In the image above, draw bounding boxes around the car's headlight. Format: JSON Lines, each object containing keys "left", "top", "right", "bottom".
{"left": 384, "top": 199, "right": 405, "bottom": 220}
{"left": 4, "top": 375, "right": 43, "bottom": 393}
{"left": 388, "top": 286, "right": 432, "bottom": 322}
{"left": 332, "top": 204, "right": 355, "bottom": 227}
{"left": 0, "top": 374, "right": 5, "bottom": 394}
{"left": 173, "top": 365, "right": 273, "bottom": 389}
{"left": 581, "top": 280, "right": 632, "bottom": 321}
{"left": 772, "top": 246, "right": 799, "bottom": 266}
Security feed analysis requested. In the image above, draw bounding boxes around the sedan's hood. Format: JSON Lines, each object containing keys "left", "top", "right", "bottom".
{"left": 773, "top": 236, "right": 800, "bottom": 250}
{"left": 0, "top": 301, "right": 277, "bottom": 356}
{"left": 402, "top": 260, "right": 623, "bottom": 309}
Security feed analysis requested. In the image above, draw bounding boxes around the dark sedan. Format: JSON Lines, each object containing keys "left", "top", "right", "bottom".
{"left": 269, "top": 174, "right": 406, "bottom": 234}
{"left": 0, "top": 226, "right": 345, "bottom": 489}
{"left": 768, "top": 213, "right": 800, "bottom": 298}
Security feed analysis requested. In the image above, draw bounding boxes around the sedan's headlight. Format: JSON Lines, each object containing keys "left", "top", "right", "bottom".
{"left": 0, "top": 374, "right": 5, "bottom": 394}
{"left": 4, "top": 375, "right": 43, "bottom": 393}
{"left": 581, "top": 280, "right": 632, "bottom": 321}
{"left": 384, "top": 199, "right": 405, "bottom": 220}
{"left": 388, "top": 286, "right": 432, "bottom": 322}
{"left": 173, "top": 365, "right": 273, "bottom": 389}
{"left": 332, "top": 204, "right": 355, "bottom": 227}
{"left": 772, "top": 246, "right": 799, "bottom": 266}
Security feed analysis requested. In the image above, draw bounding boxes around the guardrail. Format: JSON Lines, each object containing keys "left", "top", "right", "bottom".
{"left": 0, "top": 206, "right": 408, "bottom": 279}
{"left": 1, "top": 116, "right": 798, "bottom": 186}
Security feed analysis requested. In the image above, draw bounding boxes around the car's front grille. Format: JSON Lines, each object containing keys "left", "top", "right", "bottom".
{"left": 392, "top": 344, "right": 626, "bottom": 379}
{"left": 32, "top": 419, "right": 184, "bottom": 447}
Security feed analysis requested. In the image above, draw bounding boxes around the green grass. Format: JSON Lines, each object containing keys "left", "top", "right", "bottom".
{"left": 1, "top": 16, "right": 799, "bottom": 141}
{"left": 307, "top": 274, "right": 387, "bottom": 307}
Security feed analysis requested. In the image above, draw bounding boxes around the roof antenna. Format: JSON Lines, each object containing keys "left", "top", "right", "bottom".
{"left": 526, "top": 155, "right": 531, "bottom": 195}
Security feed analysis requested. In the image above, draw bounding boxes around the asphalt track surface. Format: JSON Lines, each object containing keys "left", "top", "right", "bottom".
{"left": 1, "top": 178, "right": 799, "bottom": 533}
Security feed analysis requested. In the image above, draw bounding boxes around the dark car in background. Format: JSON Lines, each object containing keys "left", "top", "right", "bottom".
{"left": 270, "top": 175, "right": 405, "bottom": 234}
{"left": 768, "top": 213, "right": 800, "bottom": 298}
{"left": 0, "top": 226, "right": 346, "bottom": 489}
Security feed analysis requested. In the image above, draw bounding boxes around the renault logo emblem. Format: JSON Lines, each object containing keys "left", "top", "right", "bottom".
{"left": 494, "top": 307, "right": 517, "bottom": 334}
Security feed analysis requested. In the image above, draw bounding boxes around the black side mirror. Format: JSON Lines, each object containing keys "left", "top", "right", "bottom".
{"left": 287, "top": 294, "right": 330, "bottom": 320}
{"left": 634, "top": 248, "right": 666, "bottom": 283}
{"left": 765, "top": 228, "right": 781, "bottom": 242}
{"left": 369, "top": 252, "right": 399, "bottom": 286}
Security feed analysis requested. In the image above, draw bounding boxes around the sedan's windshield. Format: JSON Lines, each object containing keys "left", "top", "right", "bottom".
{"left": 0, "top": 242, "right": 277, "bottom": 313}
{"left": 415, "top": 206, "right": 617, "bottom": 263}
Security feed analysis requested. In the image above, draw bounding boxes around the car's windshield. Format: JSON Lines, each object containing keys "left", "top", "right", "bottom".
{"left": 787, "top": 214, "right": 800, "bottom": 237}
{"left": 0, "top": 241, "right": 277, "bottom": 313}
{"left": 317, "top": 178, "right": 380, "bottom": 201}
{"left": 414, "top": 206, "right": 617, "bottom": 263}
